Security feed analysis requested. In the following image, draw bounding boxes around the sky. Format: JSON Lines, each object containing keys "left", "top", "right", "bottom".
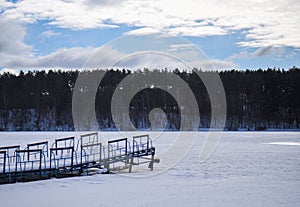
{"left": 0, "top": 0, "right": 300, "bottom": 72}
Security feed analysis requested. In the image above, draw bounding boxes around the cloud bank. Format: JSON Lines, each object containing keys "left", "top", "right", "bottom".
{"left": 1, "top": 0, "right": 299, "bottom": 48}
{"left": 0, "top": 0, "right": 298, "bottom": 70}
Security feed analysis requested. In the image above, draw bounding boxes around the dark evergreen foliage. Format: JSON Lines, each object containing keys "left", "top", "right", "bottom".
{"left": 0, "top": 67, "right": 299, "bottom": 131}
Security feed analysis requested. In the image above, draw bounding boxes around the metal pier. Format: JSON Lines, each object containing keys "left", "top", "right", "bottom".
{"left": 0, "top": 133, "right": 159, "bottom": 185}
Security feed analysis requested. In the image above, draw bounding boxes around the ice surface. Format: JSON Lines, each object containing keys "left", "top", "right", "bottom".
{"left": 0, "top": 131, "right": 299, "bottom": 207}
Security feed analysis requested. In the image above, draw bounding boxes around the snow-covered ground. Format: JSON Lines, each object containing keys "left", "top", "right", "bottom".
{"left": 0, "top": 131, "right": 299, "bottom": 207}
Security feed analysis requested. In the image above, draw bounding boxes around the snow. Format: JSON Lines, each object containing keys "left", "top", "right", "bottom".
{"left": 0, "top": 131, "right": 299, "bottom": 207}
{"left": 266, "top": 142, "right": 300, "bottom": 146}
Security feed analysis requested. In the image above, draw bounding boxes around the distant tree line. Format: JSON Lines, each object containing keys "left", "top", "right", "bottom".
{"left": 0, "top": 67, "right": 299, "bottom": 131}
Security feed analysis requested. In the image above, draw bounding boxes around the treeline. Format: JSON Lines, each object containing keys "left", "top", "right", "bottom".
{"left": 0, "top": 67, "right": 299, "bottom": 131}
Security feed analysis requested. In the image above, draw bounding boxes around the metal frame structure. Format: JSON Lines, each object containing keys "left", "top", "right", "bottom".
{"left": 0, "top": 151, "right": 6, "bottom": 176}
{"left": 0, "top": 133, "right": 158, "bottom": 185}
{"left": 132, "top": 135, "right": 157, "bottom": 171}
{"left": 26, "top": 141, "right": 49, "bottom": 158}
{"left": 0, "top": 145, "right": 20, "bottom": 183}
{"left": 77, "top": 132, "right": 100, "bottom": 165}
{"left": 50, "top": 146, "right": 77, "bottom": 177}
{"left": 106, "top": 138, "right": 131, "bottom": 172}
{"left": 15, "top": 149, "right": 46, "bottom": 182}
{"left": 53, "top": 136, "right": 75, "bottom": 149}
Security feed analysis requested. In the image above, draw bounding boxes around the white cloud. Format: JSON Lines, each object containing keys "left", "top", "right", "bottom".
{"left": 0, "top": 19, "right": 32, "bottom": 56}
{"left": 1, "top": 32, "right": 235, "bottom": 71}
{"left": 0, "top": 17, "right": 127, "bottom": 69}
{"left": 0, "top": 0, "right": 13, "bottom": 12}
{"left": 190, "top": 59, "right": 238, "bottom": 71}
{"left": 1, "top": 0, "right": 120, "bottom": 29}
{"left": 110, "top": 51, "right": 237, "bottom": 71}
{"left": 84, "top": 0, "right": 125, "bottom": 7}
{"left": 228, "top": 46, "right": 287, "bottom": 62}
{"left": 0, "top": 68, "right": 19, "bottom": 75}
{"left": 125, "top": 27, "right": 159, "bottom": 36}
{"left": 253, "top": 46, "right": 285, "bottom": 57}
{"left": 1, "top": 0, "right": 299, "bottom": 70}
{"left": 169, "top": 44, "right": 195, "bottom": 51}
{"left": 41, "top": 30, "right": 60, "bottom": 38}
{"left": 113, "top": 52, "right": 187, "bottom": 70}
{"left": 0, "top": 45, "right": 126, "bottom": 69}
{"left": 1, "top": 0, "right": 299, "bottom": 47}
{"left": 165, "top": 25, "right": 227, "bottom": 37}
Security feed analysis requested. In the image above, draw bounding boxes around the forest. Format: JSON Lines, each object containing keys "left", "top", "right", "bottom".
{"left": 0, "top": 67, "right": 299, "bottom": 131}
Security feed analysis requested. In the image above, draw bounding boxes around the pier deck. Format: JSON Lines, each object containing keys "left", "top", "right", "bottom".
{"left": 0, "top": 133, "right": 158, "bottom": 185}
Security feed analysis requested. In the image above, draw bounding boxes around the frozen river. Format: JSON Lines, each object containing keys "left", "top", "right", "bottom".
{"left": 0, "top": 131, "right": 299, "bottom": 207}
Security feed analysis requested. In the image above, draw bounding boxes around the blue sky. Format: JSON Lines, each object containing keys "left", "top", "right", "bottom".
{"left": 0, "top": 0, "right": 300, "bottom": 72}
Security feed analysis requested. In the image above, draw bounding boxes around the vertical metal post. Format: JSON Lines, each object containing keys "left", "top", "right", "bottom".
{"left": 45, "top": 142, "right": 49, "bottom": 157}
{"left": 132, "top": 139, "right": 135, "bottom": 154}
{"left": 39, "top": 150, "right": 42, "bottom": 177}
{"left": 71, "top": 148, "right": 74, "bottom": 173}
{"left": 3, "top": 152, "right": 6, "bottom": 174}
{"left": 55, "top": 141, "right": 58, "bottom": 155}
{"left": 147, "top": 135, "right": 149, "bottom": 151}
{"left": 128, "top": 156, "right": 134, "bottom": 173}
{"left": 15, "top": 152, "right": 18, "bottom": 175}
{"left": 107, "top": 144, "right": 110, "bottom": 170}
{"left": 99, "top": 143, "right": 102, "bottom": 167}
{"left": 150, "top": 154, "right": 154, "bottom": 171}
{"left": 27, "top": 146, "right": 30, "bottom": 161}
{"left": 50, "top": 151, "right": 53, "bottom": 176}
{"left": 80, "top": 141, "right": 83, "bottom": 165}
{"left": 15, "top": 151, "right": 19, "bottom": 181}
